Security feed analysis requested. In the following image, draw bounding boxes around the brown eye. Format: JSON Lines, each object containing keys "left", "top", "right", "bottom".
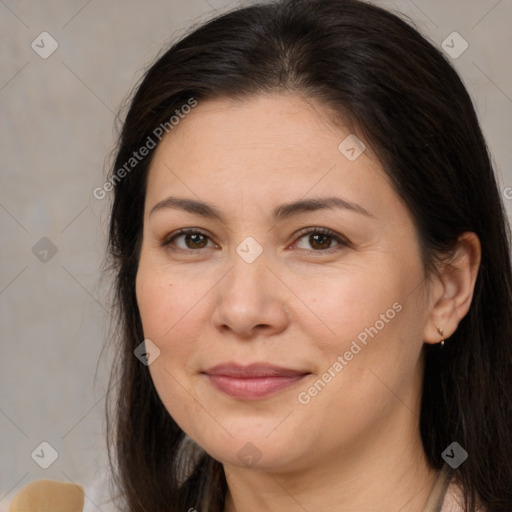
{"left": 163, "top": 229, "right": 214, "bottom": 250}
{"left": 293, "top": 228, "right": 349, "bottom": 252}
{"left": 308, "top": 232, "right": 334, "bottom": 250}
{"left": 182, "top": 232, "right": 208, "bottom": 249}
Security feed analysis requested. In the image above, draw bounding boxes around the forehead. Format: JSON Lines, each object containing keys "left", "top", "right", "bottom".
{"left": 144, "top": 93, "right": 394, "bottom": 219}
{"left": 154, "top": 94, "right": 353, "bottom": 157}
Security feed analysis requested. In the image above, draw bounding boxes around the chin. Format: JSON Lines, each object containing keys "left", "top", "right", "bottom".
{"left": 191, "top": 424, "right": 303, "bottom": 471}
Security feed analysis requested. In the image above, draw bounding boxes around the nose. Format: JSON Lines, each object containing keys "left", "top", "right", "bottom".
{"left": 211, "top": 251, "right": 289, "bottom": 339}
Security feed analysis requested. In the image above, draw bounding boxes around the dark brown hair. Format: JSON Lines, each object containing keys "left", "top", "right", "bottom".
{"left": 103, "top": 0, "right": 512, "bottom": 510}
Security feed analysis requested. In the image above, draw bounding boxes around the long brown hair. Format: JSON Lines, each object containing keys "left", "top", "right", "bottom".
{"left": 103, "top": 1, "right": 512, "bottom": 510}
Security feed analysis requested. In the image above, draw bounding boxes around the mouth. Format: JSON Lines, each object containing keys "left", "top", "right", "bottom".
{"left": 201, "top": 362, "right": 311, "bottom": 400}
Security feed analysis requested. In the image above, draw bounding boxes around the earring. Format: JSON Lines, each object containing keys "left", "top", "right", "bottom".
{"left": 436, "top": 327, "right": 445, "bottom": 347}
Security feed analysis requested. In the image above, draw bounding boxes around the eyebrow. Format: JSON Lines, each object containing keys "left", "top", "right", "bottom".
{"left": 149, "top": 195, "right": 374, "bottom": 221}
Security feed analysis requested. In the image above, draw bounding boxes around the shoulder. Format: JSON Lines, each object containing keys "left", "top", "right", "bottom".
{"left": 441, "top": 478, "right": 487, "bottom": 512}
{"left": 441, "top": 479, "right": 465, "bottom": 511}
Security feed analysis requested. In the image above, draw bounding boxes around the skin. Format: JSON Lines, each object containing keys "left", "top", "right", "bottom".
{"left": 135, "top": 93, "right": 481, "bottom": 511}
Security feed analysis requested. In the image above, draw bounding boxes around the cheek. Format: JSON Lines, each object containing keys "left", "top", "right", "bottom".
{"left": 135, "top": 263, "right": 169, "bottom": 341}
{"left": 135, "top": 257, "right": 203, "bottom": 346}
{"left": 300, "top": 263, "right": 405, "bottom": 346}
{"left": 299, "top": 255, "right": 425, "bottom": 402}
{"left": 135, "top": 262, "right": 206, "bottom": 426}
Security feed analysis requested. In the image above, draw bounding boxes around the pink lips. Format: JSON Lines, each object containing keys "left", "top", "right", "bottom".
{"left": 202, "top": 363, "right": 310, "bottom": 400}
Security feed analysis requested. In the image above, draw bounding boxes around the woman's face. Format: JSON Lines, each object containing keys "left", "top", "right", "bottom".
{"left": 136, "top": 93, "right": 431, "bottom": 472}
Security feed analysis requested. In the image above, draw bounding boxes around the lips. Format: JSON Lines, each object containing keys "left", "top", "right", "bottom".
{"left": 202, "top": 363, "right": 310, "bottom": 400}
{"left": 204, "top": 362, "right": 309, "bottom": 378}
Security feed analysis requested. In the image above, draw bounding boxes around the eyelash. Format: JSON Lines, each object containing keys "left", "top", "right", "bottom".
{"left": 162, "top": 227, "right": 351, "bottom": 254}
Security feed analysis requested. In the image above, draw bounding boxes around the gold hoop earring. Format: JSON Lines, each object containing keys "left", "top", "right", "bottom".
{"left": 436, "top": 327, "right": 445, "bottom": 347}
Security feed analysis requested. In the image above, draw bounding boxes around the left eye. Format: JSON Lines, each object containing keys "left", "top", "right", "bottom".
{"left": 292, "top": 228, "right": 348, "bottom": 252}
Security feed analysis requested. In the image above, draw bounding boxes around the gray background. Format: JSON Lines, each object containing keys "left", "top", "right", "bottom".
{"left": 1, "top": 0, "right": 511, "bottom": 510}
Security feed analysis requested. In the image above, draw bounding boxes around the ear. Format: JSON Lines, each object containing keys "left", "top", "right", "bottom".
{"left": 423, "top": 232, "right": 481, "bottom": 344}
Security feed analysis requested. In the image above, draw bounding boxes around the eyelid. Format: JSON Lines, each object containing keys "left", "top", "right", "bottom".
{"left": 162, "top": 226, "right": 351, "bottom": 252}
{"left": 291, "top": 226, "right": 352, "bottom": 252}
{"left": 162, "top": 228, "right": 216, "bottom": 249}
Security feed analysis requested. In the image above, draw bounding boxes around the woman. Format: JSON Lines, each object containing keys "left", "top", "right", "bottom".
{"left": 103, "top": 0, "right": 512, "bottom": 510}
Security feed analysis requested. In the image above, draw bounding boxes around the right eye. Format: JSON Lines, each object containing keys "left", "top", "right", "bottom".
{"left": 163, "top": 228, "right": 218, "bottom": 251}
